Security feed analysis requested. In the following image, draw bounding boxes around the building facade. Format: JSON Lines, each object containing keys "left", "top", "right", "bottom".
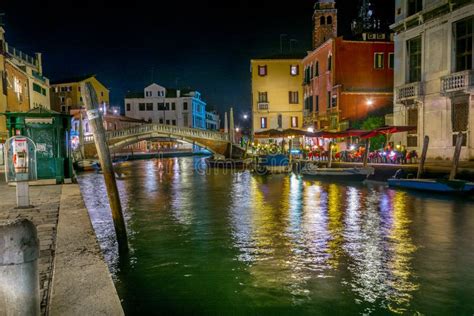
{"left": 0, "top": 26, "right": 51, "bottom": 139}
{"left": 391, "top": 0, "right": 473, "bottom": 160}
{"left": 303, "top": 38, "right": 394, "bottom": 130}
{"left": 303, "top": 0, "right": 394, "bottom": 131}
{"left": 206, "top": 111, "right": 220, "bottom": 130}
{"left": 125, "top": 83, "right": 218, "bottom": 130}
{"left": 50, "top": 75, "right": 110, "bottom": 113}
{"left": 251, "top": 56, "right": 304, "bottom": 134}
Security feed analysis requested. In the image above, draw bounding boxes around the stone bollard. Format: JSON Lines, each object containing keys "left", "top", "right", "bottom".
{"left": 0, "top": 219, "right": 40, "bottom": 316}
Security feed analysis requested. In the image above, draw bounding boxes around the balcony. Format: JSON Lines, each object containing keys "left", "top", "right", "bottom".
{"left": 396, "top": 82, "right": 423, "bottom": 104}
{"left": 441, "top": 70, "right": 474, "bottom": 96}
{"left": 257, "top": 102, "right": 269, "bottom": 111}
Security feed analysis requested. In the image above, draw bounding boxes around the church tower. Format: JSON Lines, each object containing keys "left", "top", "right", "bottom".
{"left": 313, "top": 0, "right": 338, "bottom": 49}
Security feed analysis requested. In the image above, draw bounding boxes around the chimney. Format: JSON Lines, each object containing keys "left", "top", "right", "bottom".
{"left": 35, "top": 53, "right": 43, "bottom": 74}
{"left": 177, "top": 90, "right": 181, "bottom": 98}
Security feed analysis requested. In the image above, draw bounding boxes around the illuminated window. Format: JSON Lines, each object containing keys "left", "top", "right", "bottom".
{"left": 260, "top": 117, "right": 267, "bottom": 129}
{"left": 291, "top": 116, "right": 298, "bottom": 128}
{"left": 258, "top": 92, "right": 268, "bottom": 103}
{"left": 289, "top": 91, "right": 299, "bottom": 104}
{"left": 374, "top": 53, "right": 384, "bottom": 69}
{"left": 258, "top": 65, "right": 267, "bottom": 76}
{"left": 290, "top": 65, "right": 299, "bottom": 76}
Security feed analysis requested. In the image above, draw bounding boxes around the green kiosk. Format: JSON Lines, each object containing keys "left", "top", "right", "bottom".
{"left": 2, "top": 108, "right": 73, "bottom": 184}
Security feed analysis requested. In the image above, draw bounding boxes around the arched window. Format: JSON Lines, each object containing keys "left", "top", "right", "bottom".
{"left": 320, "top": 16, "right": 326, "bottom": 25}
{"left": 327, "top": 16, "right": 332, "bottom": 25}
{"left": 328, "top": 55, "right": 332, "bottom": 71}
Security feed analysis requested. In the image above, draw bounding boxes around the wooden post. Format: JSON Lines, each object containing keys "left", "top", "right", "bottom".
{"left": 79, "top": 109, "right": 85, "bottom": 159}
{"left": 289, "top": 138, "right": 293, "bottom": 165}
{"left": 82, "top": 82, "right": 128, "bottom": 255}
{"left": 229, "top": 108, "right": 235, "bottom": 159}
{"left": 417, "top": 135, "right": 429, "bottom": 179}
{"left": 328, "top": 142, "right": 333, "bottom": 168}
{"left": 449, "top": 132, "right": 464, "bottom": 181}
{"left": 363, "top": 139, "right": 370, "bottom": 167}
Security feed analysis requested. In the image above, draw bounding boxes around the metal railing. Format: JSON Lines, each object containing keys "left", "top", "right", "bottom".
{"left": 396, "top": 82, "right": 423, "bottom": 103}
{"left": 441, "top": 70, "right": 474, "bottom": 95}
{"left": 83, "top": 124, "right": 230, "bottom": 144}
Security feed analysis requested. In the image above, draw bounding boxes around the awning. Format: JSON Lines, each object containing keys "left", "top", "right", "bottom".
{"left": 360, "top": 126, "right": 417, "bottom": 139}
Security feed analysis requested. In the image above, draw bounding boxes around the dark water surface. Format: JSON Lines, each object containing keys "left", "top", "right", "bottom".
{"left": 77, "top": 157, "right": 474, "bottom": 315}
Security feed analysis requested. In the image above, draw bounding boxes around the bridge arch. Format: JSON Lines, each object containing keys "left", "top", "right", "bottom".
{"left": 108, "top": 132, "right": 219, "bottom": 155}
{"left": 81, "top": 124, "right": 245, "bottom": 159}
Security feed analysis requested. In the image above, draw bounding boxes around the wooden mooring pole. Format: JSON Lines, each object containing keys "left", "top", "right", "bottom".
{"left": 363, "top": 139, "right": 370, "bottom": 168}
{"left": 417, "top": 136, "right": 429, "bottom": 179}
{"left": 82, "top": 82, "right": 129, "bottom": 255}
{"left": 449, "top": 132, "right": 464, "bottom": 181}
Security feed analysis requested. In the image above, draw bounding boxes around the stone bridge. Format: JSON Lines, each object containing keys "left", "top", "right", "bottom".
{"left": 81, "top": 124, "right": 245, "bottom": 159}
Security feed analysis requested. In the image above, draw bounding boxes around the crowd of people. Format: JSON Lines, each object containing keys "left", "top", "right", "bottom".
{"left": 305, "top": 143, "right": 419, "bottom": 165}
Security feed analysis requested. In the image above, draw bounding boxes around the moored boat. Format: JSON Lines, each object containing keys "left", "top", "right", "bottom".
{"left": 206, "top": 158, "right": 252, "bottom": 169}
{"left": 253, "top": 154, "right": 291, "bottom": 174}
{"left": 388, "top": 178, "right": 474, "bottom": 194}
{"left": 74, "top": 159, "right": 99, "bottom": 172}
{"left": 301, "top": 164, "right": 374, "bottom": 182}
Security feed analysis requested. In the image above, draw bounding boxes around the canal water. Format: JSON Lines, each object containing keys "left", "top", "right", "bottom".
{"left": 77, "top": 157, "right": 474, "bottom": 315}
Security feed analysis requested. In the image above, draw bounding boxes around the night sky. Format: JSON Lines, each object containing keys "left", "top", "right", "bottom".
{"left": 1, "top": 0, "right": 394, "bottom": 120}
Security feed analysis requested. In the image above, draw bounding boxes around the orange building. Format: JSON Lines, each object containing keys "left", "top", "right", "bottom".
{"left": 4, "top": 60, "right": 30, "bottom": 113}
{"left": 303, "top": 0, "right": 394, "bottom": 131}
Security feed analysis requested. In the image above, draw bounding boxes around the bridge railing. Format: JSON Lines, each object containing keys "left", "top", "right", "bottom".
{"left": 83, "top": 124, "right": 230, "bottom": 144}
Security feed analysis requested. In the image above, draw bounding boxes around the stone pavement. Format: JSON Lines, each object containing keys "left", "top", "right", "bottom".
{"left": 0, "top": 172, "right": 61, "bottom": 315}
{"left": 49, "top": 184, "right": 124, "bottom": 316}
{"left": 0, "top": 170, "right": 124, "bottom": 315}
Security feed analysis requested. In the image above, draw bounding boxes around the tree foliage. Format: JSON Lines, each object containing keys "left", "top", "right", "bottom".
{"left": 354, "top": 116, "right": 386, "bottom": 150}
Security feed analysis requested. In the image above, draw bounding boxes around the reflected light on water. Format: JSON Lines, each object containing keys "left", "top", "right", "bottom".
{"left": 76, "top": 158, "right": 474, "bottom": 315}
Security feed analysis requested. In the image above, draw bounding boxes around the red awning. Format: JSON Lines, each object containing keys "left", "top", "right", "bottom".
{"left": 360, "top": 126, "right": 417, "bottom": 139}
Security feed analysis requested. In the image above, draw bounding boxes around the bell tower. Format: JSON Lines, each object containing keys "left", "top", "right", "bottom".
{"left": 313, "top": 0, "right": 338, "bottom": 49}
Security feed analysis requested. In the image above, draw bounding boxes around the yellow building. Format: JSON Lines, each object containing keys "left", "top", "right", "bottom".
{"left": 50, "top": 74, "right": 110, "bottom": 113}
{"left": 251, "top": 54, "right": 304, "bottom": 136}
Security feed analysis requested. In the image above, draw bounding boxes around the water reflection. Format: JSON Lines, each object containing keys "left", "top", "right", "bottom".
{"left": 77, "top": 158, "right": 474, "bottom": 315}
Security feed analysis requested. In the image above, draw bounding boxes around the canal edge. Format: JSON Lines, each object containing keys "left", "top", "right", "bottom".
{"left": 48, "top": 183, "right": 124, "bottom": 315}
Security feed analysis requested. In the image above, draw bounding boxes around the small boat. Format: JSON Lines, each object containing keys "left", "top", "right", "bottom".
{"left": 388, "top": 133, "right": 474, "bottom": 195}
{"left": 388, "top": 178, "right": 474, "bottom": 194}
{"left": 301, "top": 164, "right": 374, "bottom": 182}
{"left": 253, "top": 154, "right": 291, "bottom": 174}
{"left": 74, "top": 159, "right": 99, "bottom": 172}
{"left": 206, "top": 158, "right": 252, "bottom": 169}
